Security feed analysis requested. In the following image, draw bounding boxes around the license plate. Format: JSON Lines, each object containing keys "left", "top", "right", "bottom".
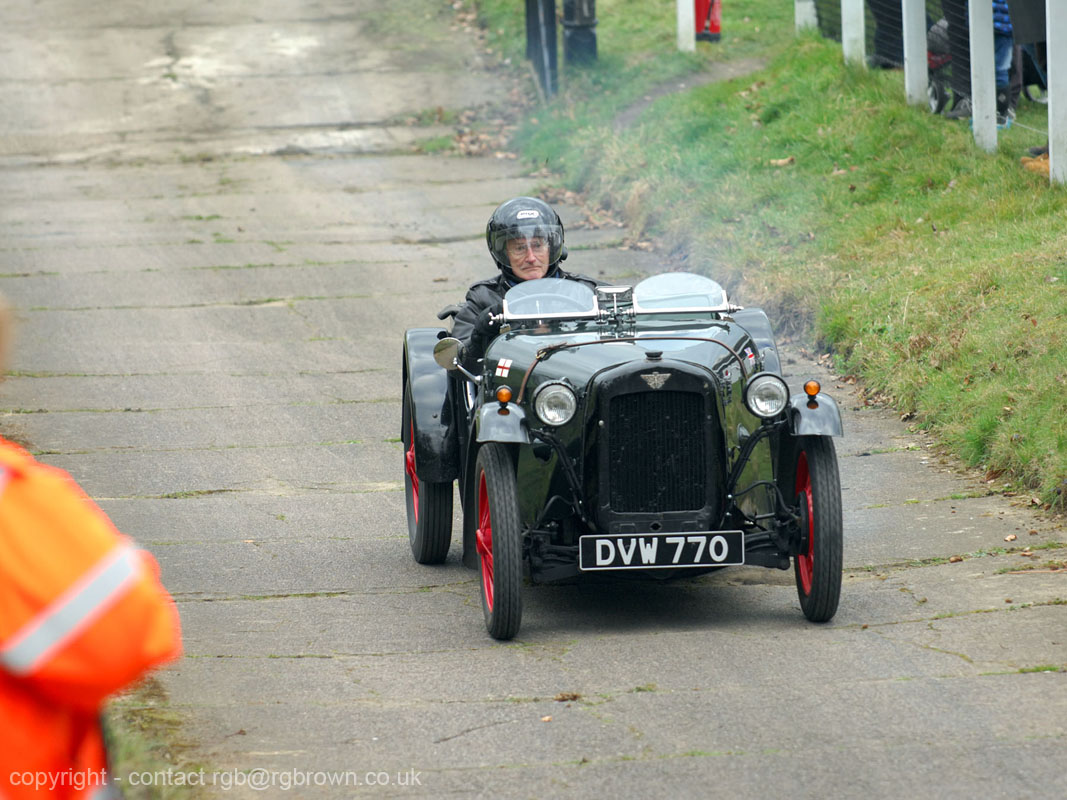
{"left": 578, "top": 531, "right": 745, "bottom": 571}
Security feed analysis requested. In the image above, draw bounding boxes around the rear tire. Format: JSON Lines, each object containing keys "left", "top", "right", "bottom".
{"left": 402, "top": 379, "right": 453, "bottom": 564}
{"left": 929, "top": 77, "right": 949, "bottom": 114}
{"left": 792, "top": 436, "right": 843, "bottom": 622}
{"left": 474, "top": 444, "right": 523, "bottom": 640}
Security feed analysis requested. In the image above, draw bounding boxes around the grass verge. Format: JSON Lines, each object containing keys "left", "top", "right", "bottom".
{"left": 104, "top": 678, "right": 204, "bottom": 799}
{"left": 468, "top": 0, "right": 1067, "bottom": 508}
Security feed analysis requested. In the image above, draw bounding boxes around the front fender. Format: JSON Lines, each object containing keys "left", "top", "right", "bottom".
{"left": 787, "top": 393, "right": 843, "bottom": 437}
{"left": 476, "top": 404, "right": 530, "bottom": 444}
{"left": 403, "top": 328, "right": 459, "bottom": 483}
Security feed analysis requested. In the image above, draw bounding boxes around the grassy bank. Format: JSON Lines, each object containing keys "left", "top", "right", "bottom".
{"left": 469, "top": 0, "right": 1067, "bottom": 508}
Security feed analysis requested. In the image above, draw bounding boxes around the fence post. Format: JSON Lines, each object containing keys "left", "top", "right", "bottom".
{"left": 563, "top": 0, "right": 597, "bottom": 65}
{"left": 968, "top": 0, "right": 996, "bottom": 152}
{"left": 526, "top": 0, "right": 558, "bottom": 97}
{"left": 841, "top": 0, "right": 866, "bottom": 66}
{"left": 677, "top": 0, "right": 695, "bottom": 52}
{"left": 901, "top": 0, "right": 928, "bottom": 106}
{"left": 795, "top": 0, "right": 817, "bottom": 33}
{"left": 1049, "top": 0, "right": 1066, "bottom": 183}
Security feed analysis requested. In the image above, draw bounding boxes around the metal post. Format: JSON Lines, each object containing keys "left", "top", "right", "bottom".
{"left": 1048, "top": 0, "right": 1066, "bottom": 183}
{"left": 902, "top": 0, "right": 928, "bottom": 106}
{"left": 968, "top": 0, "right": 996, "bottom": 152}
{"left": 563, "top": 0, "right": 597, "bottom": 65}
{"left": 677, "top": 0, "right": 695, "bottom": 53}
{"left": 795, "top": 0, "right": 818, "bottom": 33}
{"left": 841, "top": 0, "right": 866, "bottom": 66}
{"left": 526, "top": 0, "right": 558, "bottom": 97}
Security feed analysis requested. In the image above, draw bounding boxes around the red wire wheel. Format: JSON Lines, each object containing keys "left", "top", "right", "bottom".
{"left": 793, "top": 437, "right": 843, "bottom": 622}
{"left": 402, "top": 379, "right": 453, "bottom": 564}
{"left": 474, "top": 444, "right": 523, "bottom": 640}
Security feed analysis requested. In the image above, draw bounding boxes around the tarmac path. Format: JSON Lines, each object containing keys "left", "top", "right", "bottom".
{"left": 1, "top": 1, "right": 1064, "bottom": 797}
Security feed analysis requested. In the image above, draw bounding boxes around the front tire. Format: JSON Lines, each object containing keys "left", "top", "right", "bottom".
{"left": 402, "top": 379, "right": 453, "bottom": 564}
{"left": 793, "top": 436, "right": 843, "bottom": 622}
{"left": 474, "top": 444, "right": 523, "bottom": 640}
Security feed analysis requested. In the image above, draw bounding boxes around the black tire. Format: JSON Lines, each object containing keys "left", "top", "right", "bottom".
{"left": 473, "top": 444, "right": 523, "bottom": 640}
{"left": 792, "top": 436, "right": 843, "bottom": 622}
{"left": 929, "top": 77, "right": 949, "bottom": 114}
{"left": 402, "top": 379, "right": 453, "bottom": 564}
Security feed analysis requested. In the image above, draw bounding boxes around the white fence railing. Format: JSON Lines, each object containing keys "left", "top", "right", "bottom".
{"left": 792, "top": 1, "right": 1062, "bottom": 183}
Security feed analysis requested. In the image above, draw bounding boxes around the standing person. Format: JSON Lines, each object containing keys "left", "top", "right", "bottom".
{"left": 993, "top": 0, "right": 1015, "bottom": 126}
{"left": 452, "top": 196, "right": 598, "bottom": 365}
{"left": 0, "top": 297, "right": 182, "bottom": 799}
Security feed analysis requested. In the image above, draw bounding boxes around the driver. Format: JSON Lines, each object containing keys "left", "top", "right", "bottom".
{"left": 453, "top": 196, "right": 599, "bottom": 364}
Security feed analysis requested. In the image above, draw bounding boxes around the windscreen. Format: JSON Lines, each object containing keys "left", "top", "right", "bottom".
{"left": 503, "top": 278, "right": 597, "bottom": 318}
{"left": 632, "top": 272, "right": 729, "bottom": 311}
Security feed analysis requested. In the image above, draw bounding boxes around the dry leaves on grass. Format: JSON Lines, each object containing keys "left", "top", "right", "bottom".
{"left": 769, "top": 156, "right": 795, "bottom": 167}
{"left": 539, "top": 187, "right": 624, "bottom": 230}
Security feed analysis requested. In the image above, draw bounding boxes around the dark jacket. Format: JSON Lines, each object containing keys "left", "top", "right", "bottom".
{"left": 452, "top": 269, "right": 600, "bottom": 365}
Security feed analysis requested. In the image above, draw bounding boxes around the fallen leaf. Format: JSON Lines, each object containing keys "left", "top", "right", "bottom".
{"left": 541, "top": 715, "right": 553, "bottom": 723}
{"left": 949, "top": 555, "right": 964, "bottom": 563}
{"left": 769, "top": 156, "right": 795, "bottom": 167}
{"left": 555, "top": 692, "right": 581, "bottom": 702}
{"left": 1005, "top": 534, "right": 1018, "bottom": 542}
{"left": 1005, "top": 598, "right": 1013, "bottom": 604}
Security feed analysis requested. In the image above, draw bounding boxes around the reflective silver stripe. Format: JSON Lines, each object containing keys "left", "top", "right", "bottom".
{"left": 0, "top": 545, "right": 139, "bottom": 675}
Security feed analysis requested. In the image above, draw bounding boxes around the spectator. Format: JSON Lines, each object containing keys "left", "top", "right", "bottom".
{"left": 0, "top": 295, "right": 182, "bottom": 799}
{"left": 993, "top": 0, "right": 1015, "bottom": 126}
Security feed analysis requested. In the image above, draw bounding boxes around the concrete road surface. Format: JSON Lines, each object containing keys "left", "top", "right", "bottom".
{"left": 1, "top": 1, "right": 1063, "bottom": 797}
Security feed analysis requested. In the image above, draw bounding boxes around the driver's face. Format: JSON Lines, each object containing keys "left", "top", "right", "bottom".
{"left": 506, "top": 236, "right": 550, "bottom": 281}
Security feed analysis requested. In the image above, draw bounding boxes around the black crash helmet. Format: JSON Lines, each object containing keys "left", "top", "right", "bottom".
{"left": 485, "top": 197, "right": 565, "bottom": 272}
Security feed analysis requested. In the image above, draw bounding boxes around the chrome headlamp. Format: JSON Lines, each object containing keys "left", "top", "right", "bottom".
{"left": 743, "top": 373, "right": 790, "bottom": 419}
{"left": 533, "top": 382, "right": 577, "bottom": 426}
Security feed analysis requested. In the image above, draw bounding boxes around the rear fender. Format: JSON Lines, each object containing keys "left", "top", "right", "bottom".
{"left": 403, "top": 328, "right": 459, "bottom": 483}
{"left": 787, "top": 393, "right": 843, "bottom": 437}
{"left": 731, "top": 307, "right": 781, "bottom": 375}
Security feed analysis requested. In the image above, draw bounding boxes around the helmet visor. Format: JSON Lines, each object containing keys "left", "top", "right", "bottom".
{"left": 491, "top": 223, "right": 563, "bottom": 267}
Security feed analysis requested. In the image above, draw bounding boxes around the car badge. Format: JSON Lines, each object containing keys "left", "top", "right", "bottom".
{"left": 641, "top": 371, "right": 670, "bottom": 390}
{"left": 495, "top": 358, "right": 513, "bottom": 378}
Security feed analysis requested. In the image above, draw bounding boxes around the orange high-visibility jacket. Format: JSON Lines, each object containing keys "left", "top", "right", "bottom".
{"left": 0, "top": 438, "right": 182, "bottom": 799}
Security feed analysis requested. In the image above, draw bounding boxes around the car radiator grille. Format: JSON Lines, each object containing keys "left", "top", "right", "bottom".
{"left": 607, "top": 390, "right": 707, "bottom": 513}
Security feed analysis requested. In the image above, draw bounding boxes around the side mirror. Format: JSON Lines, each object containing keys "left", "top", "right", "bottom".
{"left": 433, "top": 337, "right": 463, "bottom": 371}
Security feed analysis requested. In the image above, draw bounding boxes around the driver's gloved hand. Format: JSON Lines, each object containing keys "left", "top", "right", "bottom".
{"left": 472, "top": 301, "right": 503, "bottom": 342}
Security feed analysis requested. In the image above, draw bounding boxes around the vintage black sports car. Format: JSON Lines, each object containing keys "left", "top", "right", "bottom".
{"left": 401, "top": 272, "right": 843, "bottom": 639}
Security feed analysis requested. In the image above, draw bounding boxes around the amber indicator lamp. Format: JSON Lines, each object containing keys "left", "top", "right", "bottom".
{"left": 496, "top": 385, "right": 513, "bottom": 413}
{"left": 805, "top": 380, "right": 821, "bottom": 409}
